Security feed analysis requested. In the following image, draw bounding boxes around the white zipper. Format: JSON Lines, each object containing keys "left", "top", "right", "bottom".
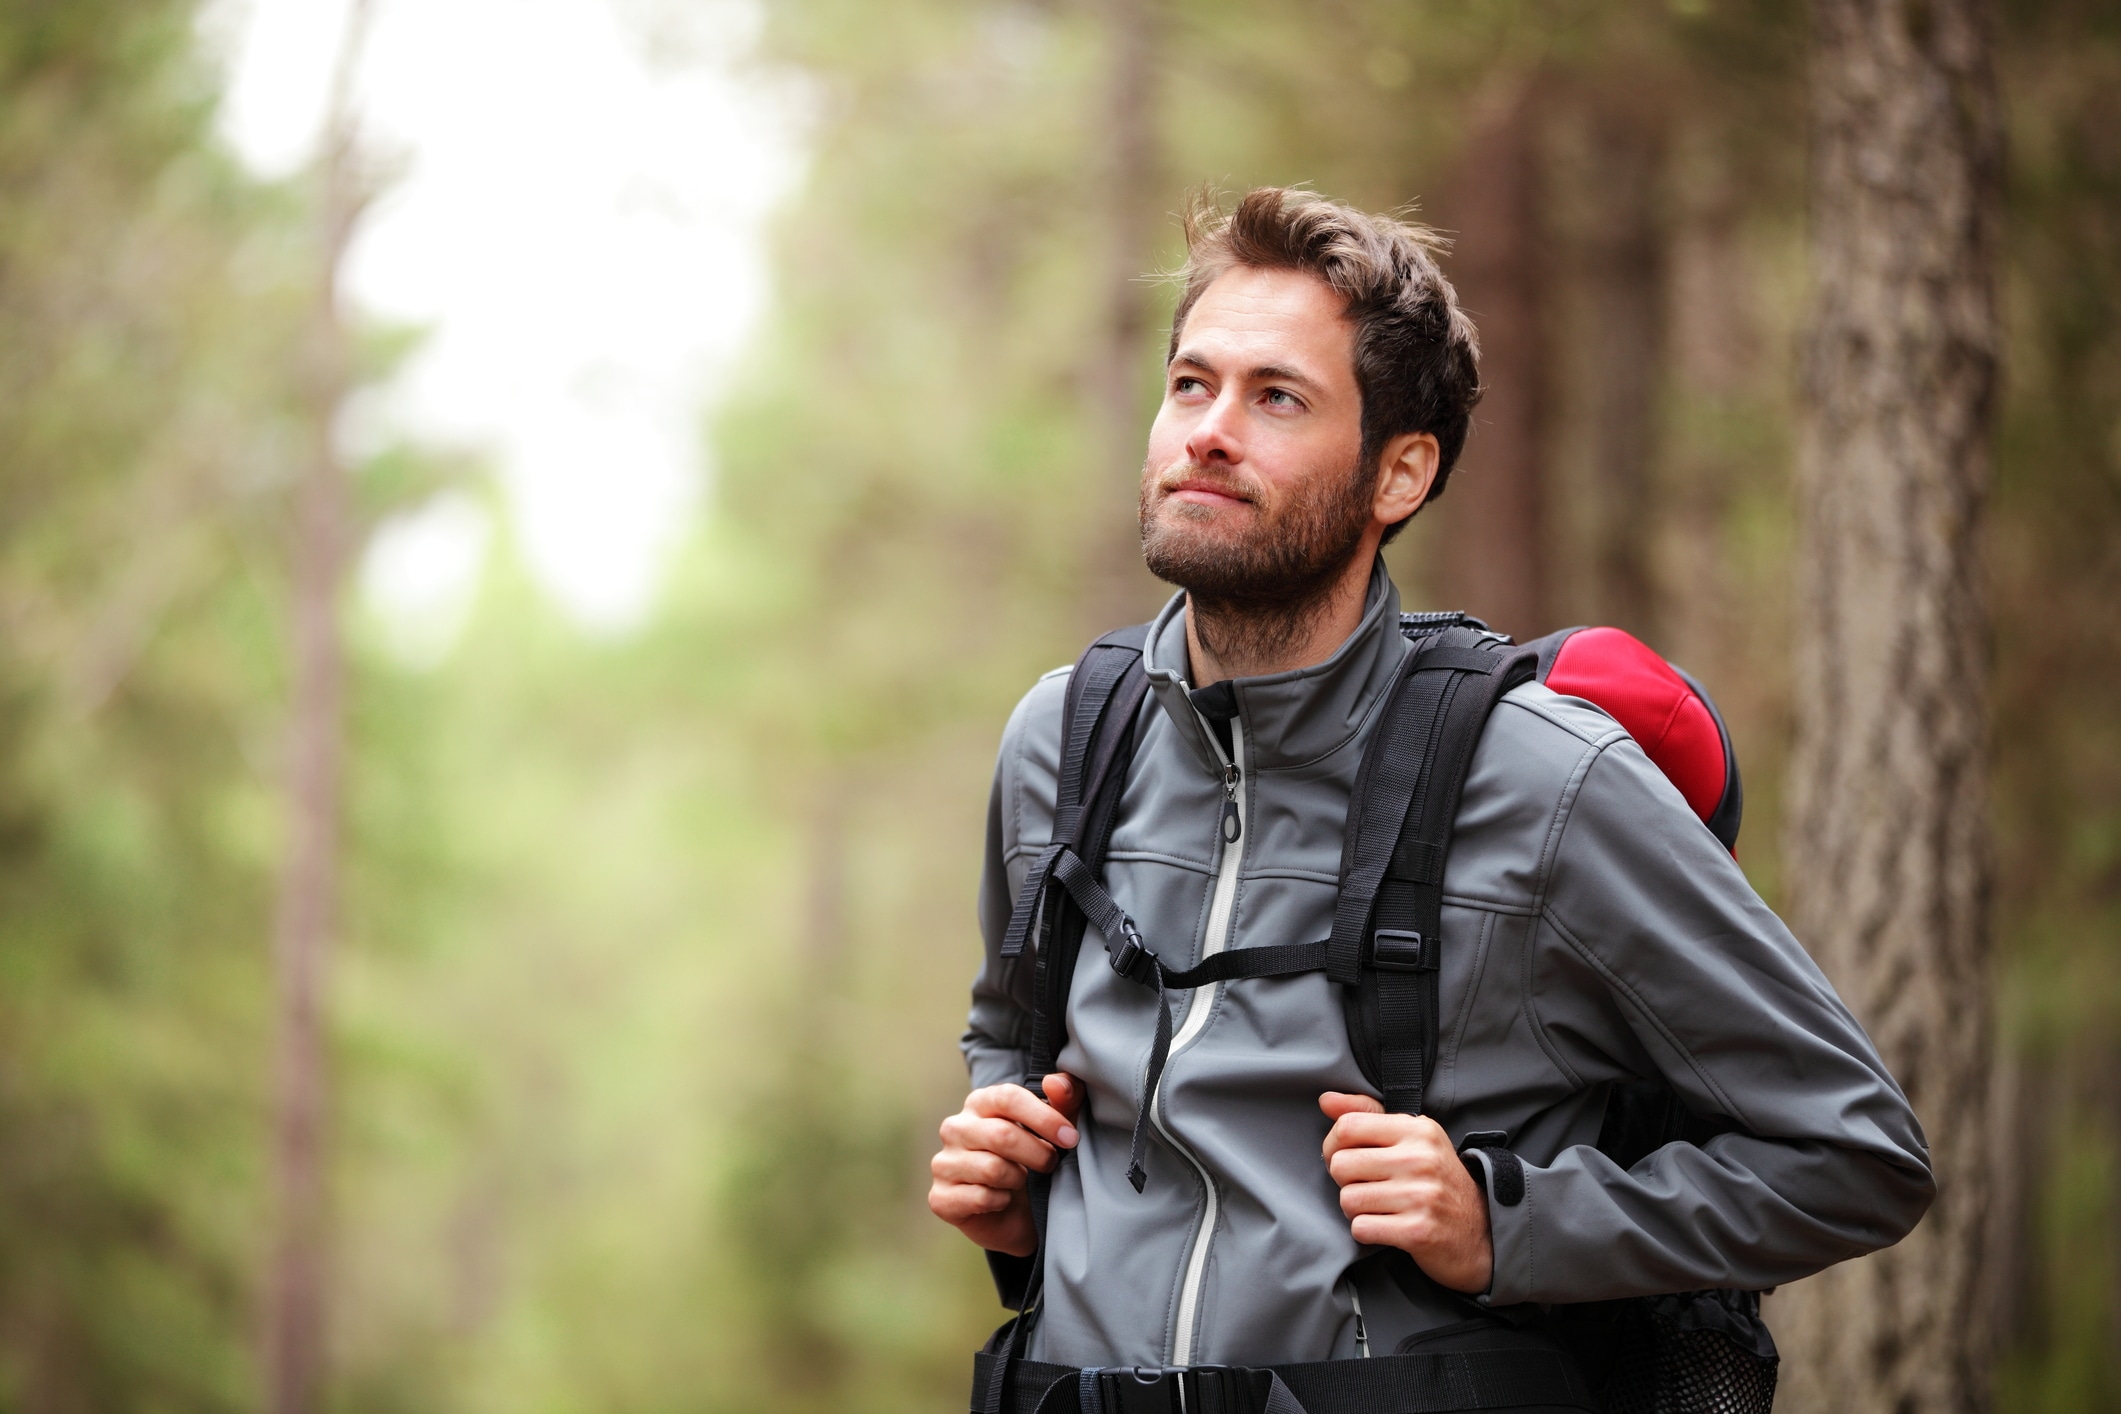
{"left": 1150, "top": 713, "right": 1244, "bottom": 1367}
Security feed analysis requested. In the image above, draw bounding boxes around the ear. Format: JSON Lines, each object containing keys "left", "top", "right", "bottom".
{"left": 1373, "top": 432, "right": 1440, "bottom": 526}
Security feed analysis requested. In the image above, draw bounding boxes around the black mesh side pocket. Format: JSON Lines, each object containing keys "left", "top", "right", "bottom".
{"left": 1553, "top": 1289, "right": 1778, "bottom": 1414}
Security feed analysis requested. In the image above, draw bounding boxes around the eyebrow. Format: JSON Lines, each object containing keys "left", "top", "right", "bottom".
{"left": 1170, "top": 351, "right": 1328, "bottom": 395}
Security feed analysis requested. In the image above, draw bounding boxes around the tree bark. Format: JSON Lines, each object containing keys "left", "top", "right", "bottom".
{"left": 264, "top": 6, "right": 371, "bottom": 1410}
{"left": 1772, "top": 1, "right": 2002, "bottom": 1410}
{"left": 1434, "top": 78, "right": 1549, "bottom": 642}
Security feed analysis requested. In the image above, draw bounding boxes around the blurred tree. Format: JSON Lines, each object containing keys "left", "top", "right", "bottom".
{"left": 1983, "top": 2, "right": 2121, "bottom": 1407}
{"left": 1775, "top": 2, "right": 2003, "bottom": 1412}
{"left": 1085, "top": 0, "right": 1166, "bottom": 625}
{"left": 1430, "top": 75, "right": 1553, "bottom": 641}
{"left": 264, "top": 4, "right": 376, "bottom": 1412}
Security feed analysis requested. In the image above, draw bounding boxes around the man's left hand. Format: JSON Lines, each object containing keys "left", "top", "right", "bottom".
{"left": 1319, "top": 1092, "right": 1494, "bottom": 1294}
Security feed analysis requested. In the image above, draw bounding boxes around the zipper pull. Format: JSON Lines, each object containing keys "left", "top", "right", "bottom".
{"left": 1220, "top": 763, "right": 1242, "bottom": 843}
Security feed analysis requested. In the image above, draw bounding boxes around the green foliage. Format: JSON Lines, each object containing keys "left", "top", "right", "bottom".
{"left": 0, "top": 0, "right": 310, "bottom": 1405}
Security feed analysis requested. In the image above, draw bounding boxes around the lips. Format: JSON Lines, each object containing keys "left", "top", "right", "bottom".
{"left": 1159, "top": 473, "right": 1255, "bottom": 510}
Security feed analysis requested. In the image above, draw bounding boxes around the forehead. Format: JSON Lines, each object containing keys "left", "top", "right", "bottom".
{"left": 1176, "top": 266, "right": 1356, "bottom": 386}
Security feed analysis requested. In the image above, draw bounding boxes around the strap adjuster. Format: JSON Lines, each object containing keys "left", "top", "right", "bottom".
{"left": 1107, "top": 920, "right": 1159, "bottom": 987}
{"left": 1369, "top": 928, "right": 1433, "bottom": 973}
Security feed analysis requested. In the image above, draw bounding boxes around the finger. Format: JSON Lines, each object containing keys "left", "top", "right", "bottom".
{"left": 943, "top": 1114, "right": 1060, "bottom": 1172}
{"left": 1321, "top": 1111, "right": 1417, "bottom": 1159}
{"left": 1338, "top": 1178, "right": 1432, "bottom": 1220}
{"left": 1318, "top": 1091, "right": 1385, "bottom": 1122}
{"left": 1348, "top": 1211, "right": 1427, "bottom": 1250}
{"left": 1326, "top": 1145, "right": 1417, "bottom": 1186}
{"left": 932, "top": 1147, "right": 1031, "bottom": 1191}
{"left": 929, "top": 1181, "right": 1016, "bottom": 1222}
{"left": 1040, "top": 1073, "right": 1085, "bottom": 1131}
{"left": 968, "top": 1083, "right": 1080, "bottom": 1150}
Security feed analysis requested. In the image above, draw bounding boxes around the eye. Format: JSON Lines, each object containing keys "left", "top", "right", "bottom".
{"left": 1263, "top": 387, "right": 1304, "bottom": 410}
{"left": 1173, "top": 376, "right": 1209, "bottom": 397}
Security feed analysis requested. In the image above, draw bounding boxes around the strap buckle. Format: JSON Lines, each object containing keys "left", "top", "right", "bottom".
{"left": 1092, "top": 1365, "right": 1253, "bottom": 1414}
{"left": 1368, "top": 928, "right": 1434, "bottom": 973}
{"left": 1107, "top": 919, "right": 1160, "bottom": 987}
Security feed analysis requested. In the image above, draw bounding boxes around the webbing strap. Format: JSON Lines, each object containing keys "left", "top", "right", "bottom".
{"left": 1371, "top": 640, "right": 1535, "bottom": 1113}
{"left": 1025, "top": 666, "right": 1150, "bottom": 1086}
{"left": 1157, "top": 940, "right": 1330, "bottom": 988}
{"left": 1001, "top": 647, "right": 1149, "bottom": 961}
{"left": 972, "top": 1343, "right": 1595, "bottom": 1413}
{"left": 1324, "top": 656, "right": 1452, "bottom": 986}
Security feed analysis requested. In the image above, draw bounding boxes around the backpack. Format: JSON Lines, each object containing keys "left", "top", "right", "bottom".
{"left": 976, "top": 613, "right": 1779, "bottom": 1414}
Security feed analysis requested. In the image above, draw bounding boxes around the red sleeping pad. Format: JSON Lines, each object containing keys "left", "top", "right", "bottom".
{"left": 1523, "top": 626, "right": 1743, "bottom": 853}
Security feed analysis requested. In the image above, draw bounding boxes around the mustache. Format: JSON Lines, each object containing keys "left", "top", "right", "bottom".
{"left": 1147, "top": 462, "right": 1261, "bottom": 504}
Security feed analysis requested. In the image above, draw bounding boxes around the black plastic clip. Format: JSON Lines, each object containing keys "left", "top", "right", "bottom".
{"left": 1092, "top": 1365, "right": 1254, "bottom": 1414}
{"left": 1108, "top": 920, "right": 1160, "bottom": 987}
{"left": 1369, "top": 928, "right": 1433, "bottom": 973}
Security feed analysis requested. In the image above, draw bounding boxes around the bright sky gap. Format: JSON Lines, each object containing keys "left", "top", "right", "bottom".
{"left": 206, "top": 0, "right": 803, "bottom": 642}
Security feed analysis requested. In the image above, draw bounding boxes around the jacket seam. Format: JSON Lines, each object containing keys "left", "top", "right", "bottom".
{"left": 1515, "top": 735, "right": 1607, "bottom": 1088}
{"left": 1538, "top": 904, "right": 1750, "bottom": 1128}
{"left": 1243, "top": 866, "right": 1342, "bottom": 885}
{"left": 1493, "top": 695, "right": 1620, "bottom": 758}
{"left": 1104, "top": 848, "right": 1217, "bottom": 876}
{"left": 1442, "top": 893, "right": 1539, "bottom": 917}
{"left": 1434, "top": 907, "right": 1496, "bottom": 1114}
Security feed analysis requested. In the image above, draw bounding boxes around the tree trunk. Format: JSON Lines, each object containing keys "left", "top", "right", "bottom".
{"left": 1434, "top": 78, "right": 1549, "bottom": 642}
{"left": 1577, "top": 93, "right": 1665, "bottom": 642}
{"left": 1087, "top": 0, "right": 1160, "bottom": 629}
{"left": 1772, "top": 1, "right": 2002, "bottom": 1411}
{"left": 264, "top": 6, "right": 370, "bottom": 1410}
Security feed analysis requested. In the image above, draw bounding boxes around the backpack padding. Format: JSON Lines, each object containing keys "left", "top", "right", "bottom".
{"left": 1673, "top": 663, "right": 1744, "bottom": 854}
{"left": 1533, "top": 627, "right": 1742, "bottom": 852}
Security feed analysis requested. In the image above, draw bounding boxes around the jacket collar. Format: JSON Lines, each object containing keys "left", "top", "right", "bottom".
{"left": 1141, "top": 557, "right": 1412, "bottom": 774}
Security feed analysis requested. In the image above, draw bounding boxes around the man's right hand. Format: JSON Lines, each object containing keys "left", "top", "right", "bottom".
{"left": 928, "top": 1074, "right": 1082, "bottom": 1257}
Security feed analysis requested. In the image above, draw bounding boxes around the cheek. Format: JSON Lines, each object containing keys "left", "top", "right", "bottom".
{"left": 1142, "top": 407, "right": 1187, "bottom": 475}
{"left": 1252, "top": 437, "right": 1360, "bottom": 511}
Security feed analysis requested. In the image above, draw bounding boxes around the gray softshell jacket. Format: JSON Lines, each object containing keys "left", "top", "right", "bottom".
{"left": 961, "top": 561, "right": 1933, "bottom": 1369}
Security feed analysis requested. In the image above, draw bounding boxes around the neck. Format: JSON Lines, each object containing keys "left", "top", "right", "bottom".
{"left": 1184, "top": 551, "right": 1378, "bottom": 688}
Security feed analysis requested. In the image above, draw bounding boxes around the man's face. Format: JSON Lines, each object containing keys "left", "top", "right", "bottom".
{"left": 1139, "top": 266, "right": 1374, "bottom": 605}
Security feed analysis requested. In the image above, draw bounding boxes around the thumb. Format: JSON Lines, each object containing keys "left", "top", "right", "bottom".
{"left": 1041, "top": 1072, "right": 1085, "bottom": 1124}
{"left": 1318, "top": 1090, "right": 1385, "bottom": 1120}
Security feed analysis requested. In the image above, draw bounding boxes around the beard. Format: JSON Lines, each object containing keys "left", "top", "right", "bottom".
{"left": 1138, "top": 453, "right": 1376, "bottom": 671}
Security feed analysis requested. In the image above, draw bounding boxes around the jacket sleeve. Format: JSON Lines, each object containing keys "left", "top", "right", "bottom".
{"left": 1481, "top": 733, "right": 1936, "bottom": 1306}
{"left": 960, "top": 669, "right": 1070, "bottom": 1092}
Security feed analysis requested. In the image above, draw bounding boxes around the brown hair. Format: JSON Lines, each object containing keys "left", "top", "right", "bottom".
{"left": 1167, "top": 188, "right": 1483, "bottom": 540}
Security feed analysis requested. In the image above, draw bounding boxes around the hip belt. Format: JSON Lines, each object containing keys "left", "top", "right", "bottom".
{"left": 972, "top": 1341, "right": 1596, "bottom": 1414}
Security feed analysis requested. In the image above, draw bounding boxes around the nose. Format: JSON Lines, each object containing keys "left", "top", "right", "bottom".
{"left": 1184, "top": 388, "right": 1245, "bottom": 467}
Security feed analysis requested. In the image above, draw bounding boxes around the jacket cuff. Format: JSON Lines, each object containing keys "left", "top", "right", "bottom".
{"left": 1460, "top": 1147, "right": 1533, "bottom": 1306}
{"left": 986, "top": 1248, "right": 1037, "bottom": 1311}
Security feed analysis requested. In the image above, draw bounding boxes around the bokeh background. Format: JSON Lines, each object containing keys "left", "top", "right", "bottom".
{"left": 1, "top": 0, "right": 2117, "bottom": 1410}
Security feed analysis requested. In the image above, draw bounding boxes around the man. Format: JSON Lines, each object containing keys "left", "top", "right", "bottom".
{"left": 930, "top": 189, "right": 1932, "bottom": 1405}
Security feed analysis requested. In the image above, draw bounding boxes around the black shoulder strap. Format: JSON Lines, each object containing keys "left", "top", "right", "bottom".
{"left": 1333, "top": 627, "right": 1537, "bottom": 1114}
{"left": 1015, "top": 625, "right": 1150, "bottom": 1084}
{"left": 977, "top": 626, "right": 1151, "bottom": 1414}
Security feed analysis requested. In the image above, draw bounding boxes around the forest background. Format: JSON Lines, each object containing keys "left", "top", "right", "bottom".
{"left": 1, "top": 0, "right": 2116, "bottom": 1411}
